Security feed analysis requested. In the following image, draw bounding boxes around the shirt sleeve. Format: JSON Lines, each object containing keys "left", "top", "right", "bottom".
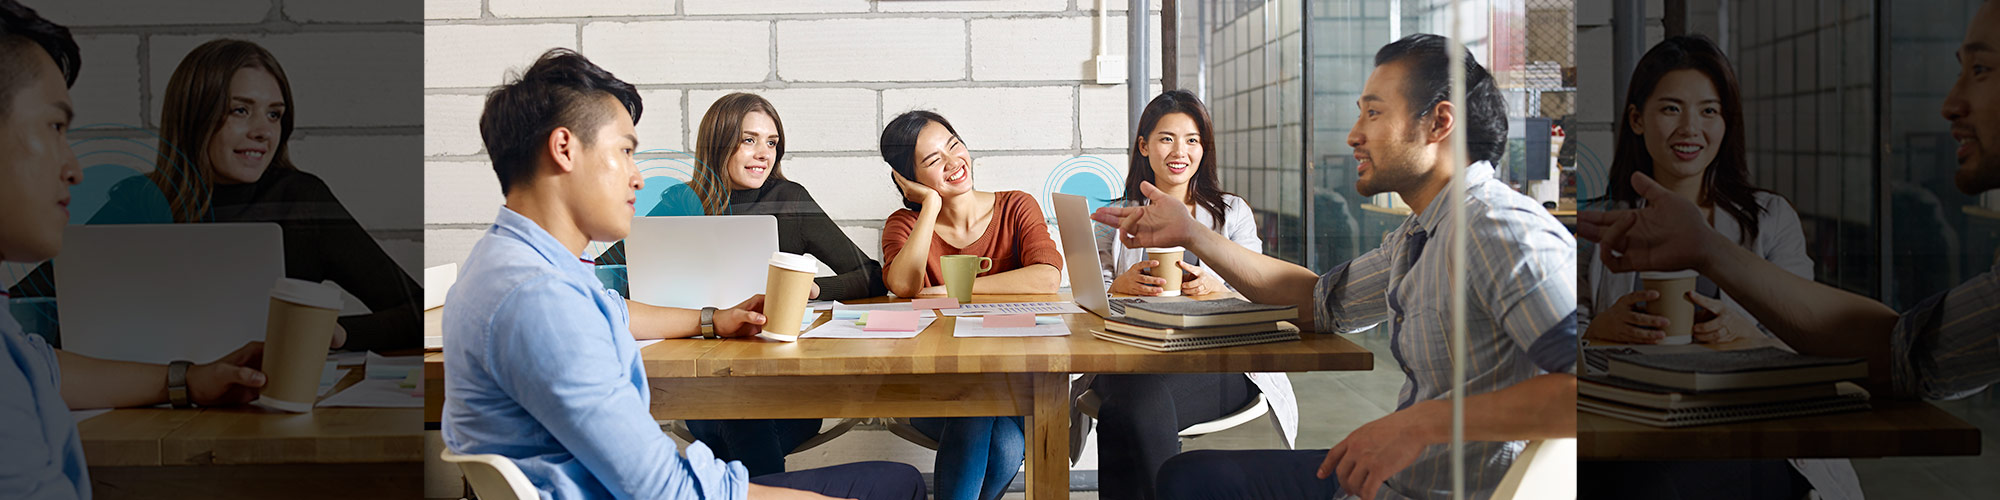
{"left": 486, "top": 278, "right": 747, "bottom": 500}
{"left": 1757, "top": 194, "right": 1815, "bottom": 280}
{"left": 1313, "top": 243, "right": 1394, "bottom": 334}
{"left": 1007, "top": 192, "right": 1064, "bottom": 271}
{"left": 880, "top": 209, "right": 917, "bottom": 271}
{"left": 1892, "top": 264, "right": 2000, "bottom": 400}
{"left": 1469, "top": 202, "right": 1579, "bottom": 374}
{"left": 1212, "top": 196, "right": 1264, "bottom": 292}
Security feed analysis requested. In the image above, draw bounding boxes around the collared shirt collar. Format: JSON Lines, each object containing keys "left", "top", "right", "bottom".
{"left": 490, "top": 206, "right": 598, "bottom": 279}
{"left": 1407, "top": 161, "right": 1496, "bottom": 237}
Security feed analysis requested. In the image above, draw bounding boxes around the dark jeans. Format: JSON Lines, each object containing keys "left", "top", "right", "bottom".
{"left": 752, "top": 461, "right": 928, "bottom": 500}
{"left": 686, "top": 419, "right": 824, "bottom": 477}
{"left": 1091, "top": 373, "right": 1259, "bottom": 500}
{"left": 1155, "top": 449, "right": 1342, "bottom": 500}
{"left": 1578, "top": 460, "right": 1810, "bottom": 500}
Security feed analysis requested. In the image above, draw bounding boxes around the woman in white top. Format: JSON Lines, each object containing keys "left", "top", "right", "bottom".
{"left": 1087, "top": 90, "right": 1298, "bottom": 500}
{"left": 1578, "top": 35, "right": 1861, "bottom": 500}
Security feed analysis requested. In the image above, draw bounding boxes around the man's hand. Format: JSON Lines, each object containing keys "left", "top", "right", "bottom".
{"left": 1090, "top": 181, "right": 1201, "bottom": 250}
{"left": 188, "top": 341, "right": 267, "bottom": 407}
{"left": 1319, "top": 409, "right": 1430, "bottom": 500}
{"left": 714, "top": 295, "right": 770, "bottom": 338}
{"left": 1578, "top": 172, "right": 1721, "bottom": 274}
{"left": 748, "top": 483, "right": 851, "bottom": 500}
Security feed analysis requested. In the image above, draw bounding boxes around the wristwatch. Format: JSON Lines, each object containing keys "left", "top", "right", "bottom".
{"left": 699, "top": 306, "right": 720, "bottom": 339}
{"left": 167, "top": 360, "right": 193, "bottom": 408}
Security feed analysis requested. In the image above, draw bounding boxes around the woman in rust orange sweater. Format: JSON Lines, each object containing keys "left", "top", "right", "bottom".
{"left": 877, "top": 110, "right": 1060, "bottom": 500}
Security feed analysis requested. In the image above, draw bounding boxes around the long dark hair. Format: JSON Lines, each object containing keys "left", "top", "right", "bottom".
{"left": 690, "top": 92, "right": 786, "bottom": 215}
{"left": 1604, "top": 34, "right": 1764, "bottom": 242}
{"left": 880, "top": 110, "right": 962, "bottom": 212}
{"left": 1120, "top": 90, "right": 1232, "bottom": 230}
{"left": 153, "top": 39, "right": 298, "bottom": 222}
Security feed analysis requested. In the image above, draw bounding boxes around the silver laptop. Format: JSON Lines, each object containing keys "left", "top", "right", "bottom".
{"left": 1052, "top": 193, "right": 1186, "bottom": 318}
{"left": 626, "top": 215, "right": 779, "bottom": 309}
{"left": 57, "top": 223, "right": 286, "bottom": 365}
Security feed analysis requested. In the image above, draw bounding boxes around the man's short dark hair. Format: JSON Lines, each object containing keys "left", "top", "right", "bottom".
{"left": 1374, "top": 33, "right": 1508, "bottom": 165}
{"left": 0, "top": 0, "right": 79, "bottom": 118}
{"left": 479, "top": 48, "right": 642, "bottom": 194}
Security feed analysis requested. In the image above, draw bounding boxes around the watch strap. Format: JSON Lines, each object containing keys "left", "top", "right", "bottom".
{"left": 167, "top": 360, "right": 193, "bottom": 408}
{"left": 700, "top": 306, "right": 719, "bottom": 339}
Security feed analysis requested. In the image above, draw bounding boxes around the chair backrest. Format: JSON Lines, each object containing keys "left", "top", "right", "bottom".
{"left": 1490, "top": 438, "right": 1576, "bottom": 500}
{"left": 440, "top": 448, "right": 539, "bottom": 500}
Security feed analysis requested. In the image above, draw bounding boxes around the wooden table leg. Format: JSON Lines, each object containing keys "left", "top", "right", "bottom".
{"left": 1026, "top": 373, "right": 1070, "bottom": 500}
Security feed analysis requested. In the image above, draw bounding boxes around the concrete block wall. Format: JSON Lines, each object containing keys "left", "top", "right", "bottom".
{"left": 424, "top": 0, "right": 1165, "bottom": 271}
{"left": 16, "top": 1, "right": 424, "bottom": 282}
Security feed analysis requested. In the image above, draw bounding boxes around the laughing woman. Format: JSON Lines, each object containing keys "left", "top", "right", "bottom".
{"left": 878, "top": 110, "right": 1061, "bottom": 500}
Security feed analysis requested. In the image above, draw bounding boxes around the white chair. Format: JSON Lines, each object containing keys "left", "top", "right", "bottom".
{"left": 664, "top": 418, "right": 865, "bottom": 455}
{"left": 1070, "top": 388, "right": 1281, "bottom": 464}
{"left": 1490, "top": 438, "right": 1577, "bottom": 500}
{"left": 439, "top": 448, "right": 537, "bottom": 500}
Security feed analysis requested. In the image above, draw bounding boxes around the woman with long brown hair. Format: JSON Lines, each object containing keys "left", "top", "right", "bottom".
{"left": 596, "top": 92, "right": 886, "bottom": 301}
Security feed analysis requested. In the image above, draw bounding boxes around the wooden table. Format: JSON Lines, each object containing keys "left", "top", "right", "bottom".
{"left": 425, "top": 293, "right": 1373, "bottom": 499}
{"left": 78, "top": 363, "right": 424, "bottom": 498}
{"left": 1579, "top": 337, "right": 1983, "bottom": 460}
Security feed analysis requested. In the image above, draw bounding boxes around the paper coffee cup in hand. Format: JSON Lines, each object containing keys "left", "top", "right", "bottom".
{"left": 1639, "top": 270, "right": 1699, "bottom": 345}
{"left": 256, "top": 278, "right": 343, "bottom": 413}
{"left": 1146, "top": 247, "right": 1186, "bottom": 297}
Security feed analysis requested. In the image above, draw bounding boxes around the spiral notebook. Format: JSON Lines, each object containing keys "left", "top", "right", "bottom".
{"left": 1579, "top": 383, "right": 1871, "bottom": 428}
{"left": 1089, "top": 322, "right": 1300, "bottom": 352}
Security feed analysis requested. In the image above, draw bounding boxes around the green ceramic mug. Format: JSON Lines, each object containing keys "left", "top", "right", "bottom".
{"left": 939, "top": 254, "right": 993, "bottom": 304}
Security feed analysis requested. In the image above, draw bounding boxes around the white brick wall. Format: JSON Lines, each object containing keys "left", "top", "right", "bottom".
{"left": 32, "top": 0, "right": 270, "bottom": 27}
{"left": 583, "top": 21, "right": 770, "bottom": 84}
{"left": 424, "top": 24, "right": 577, "bottom": 89}
{"left": 151, "top": 33, "right": 424, "bottom": 129}
{"left": 777, "top": 19, "right": 967, "bottom": 83}
{"left": 427, "top": 3, "right": 1163, "bottom": 268}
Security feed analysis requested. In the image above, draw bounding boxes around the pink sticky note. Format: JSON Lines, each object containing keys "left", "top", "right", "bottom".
{"left": 911, "top": 298, "right": 959, "bottom": 310}
{"left": 985, "top": 314, "right": 1037, "bottom": 328}
{"left": 863, "top": 310, "right": 921, "bottom": 331}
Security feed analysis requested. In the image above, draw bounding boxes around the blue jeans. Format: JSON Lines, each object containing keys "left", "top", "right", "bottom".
{"left": 911, "top": 416, "right": 1025, "bottom": 500}
{"left": 686, "top": 419, "right": 824, "bottom": 477}
{"left": 752, "top": 461, "right": 928, "bottom": 500}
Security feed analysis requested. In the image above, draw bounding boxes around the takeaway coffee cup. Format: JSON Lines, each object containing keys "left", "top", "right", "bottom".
{"left": 1640, "top": 270, "right": 1699, "bottom": 345}
{"left": 255, "top": 278, "right": 343, "bottom": 413}
{"left": 761, "top": 252, "right": 817, "bottom": 341}
{"left": 1146, "top": 247, "right": 1186, "bottom": 297}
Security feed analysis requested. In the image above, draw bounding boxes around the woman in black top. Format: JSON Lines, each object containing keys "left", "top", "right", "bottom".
{"left": 13, "top": 39, "right": 422, "bottom": 352}
{"left": 596, "top": 93, "right": 887, "bottom": 301}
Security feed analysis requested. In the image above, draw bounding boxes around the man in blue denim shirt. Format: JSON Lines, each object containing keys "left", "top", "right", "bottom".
{"left": 441, "top": 48, "right": 924, "bottom": 500}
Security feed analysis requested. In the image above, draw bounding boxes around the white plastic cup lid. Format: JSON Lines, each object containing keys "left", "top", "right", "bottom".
{"left": 1639, "top": 269, "right": 1699, "bottom": 280}
{"left": 270, "top": 278, "right": 342, "bottom": 310}
{"left": 1146, "top": 246, "right": 1186, "bottom": 253}
{"left": 768, "top": 252, "right": 817, "bottom": 274}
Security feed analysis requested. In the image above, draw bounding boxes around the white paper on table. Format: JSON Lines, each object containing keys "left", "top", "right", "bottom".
{"left": 635, "top": 339, "right": 665, "bottom": 350}
{"left": 318, "top": 362, "right": 351, "bottom": 397}
{"left": 318, "top": 378, "right": 424, "bottom": 408}
{"left": 953, "top": 316, "right": 1070, "bottom": 337}
{"left": 70, "top": 409, "right": 112, "bottom": 423}
{"left": 940, "top": 302, "right": 1087, "bottom": 317}
{"left": 799, "top": 317, "right": 935, "bottom": 339}
{"left": 365, "top": 352, "right": 423, "bottom": 379}
{"left": 329, "top": 351, "right": 367, "bottom": 367}
{"left": 807, "top": 300, "right": 840, "bottom": 311}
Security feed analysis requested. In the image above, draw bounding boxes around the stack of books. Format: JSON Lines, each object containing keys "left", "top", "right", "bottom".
{"left": 1092, "top": 298, "right": 1301, "bottom": 352}
{"left": 1578, "top": 347, "right": 1871, "bottom": 427}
